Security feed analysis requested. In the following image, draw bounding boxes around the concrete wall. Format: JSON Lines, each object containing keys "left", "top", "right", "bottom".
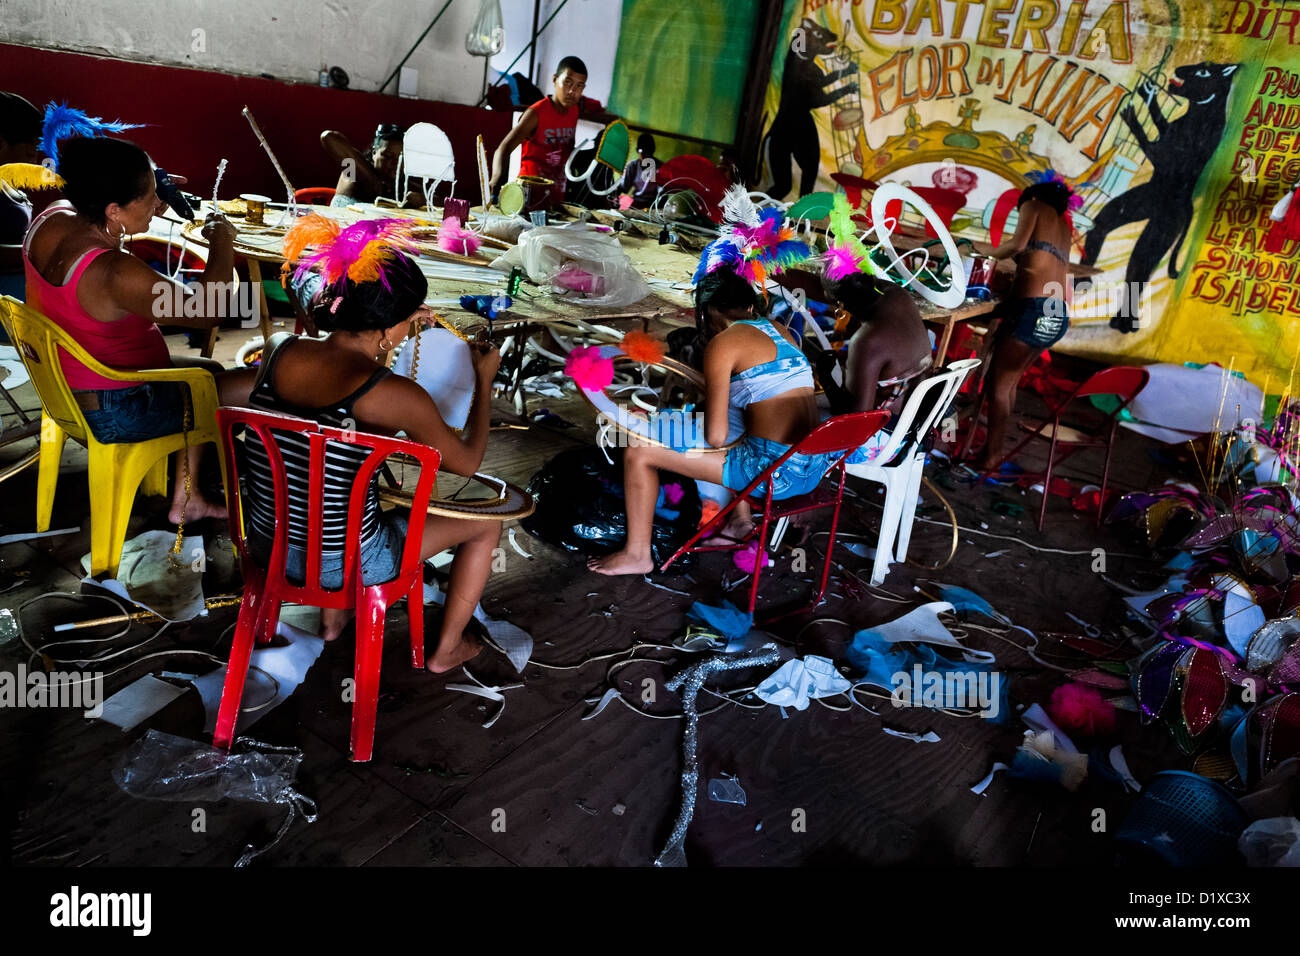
{"left": 491, "top": 0, "right": 621, "bottom": 106}
{"left": 0, "top": 0, "right": 622, "bottom": 107}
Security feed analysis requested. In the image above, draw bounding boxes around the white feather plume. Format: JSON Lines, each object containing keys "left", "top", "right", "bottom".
{"left": 720, "top": 185, "right": 761, "bottom": 228}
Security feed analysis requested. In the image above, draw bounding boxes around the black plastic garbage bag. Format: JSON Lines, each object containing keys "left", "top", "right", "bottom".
{"left": 524, "top": 446, "right": 702, "bottom": 568}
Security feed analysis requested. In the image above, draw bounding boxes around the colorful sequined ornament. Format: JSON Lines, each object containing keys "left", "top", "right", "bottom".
{"left": 1135, "top": 641, "right": 1184, "bottom": 720}
{"left": 1179, "top": 647, "right": 1229, "bottom": 738}
{"left": 1261, "top": 693, "right": 1300, "bottom": 775}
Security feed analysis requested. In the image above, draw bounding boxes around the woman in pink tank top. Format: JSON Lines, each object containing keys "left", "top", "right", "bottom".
{"left": 23, "top": 135, "right": 249, "bottom": 524}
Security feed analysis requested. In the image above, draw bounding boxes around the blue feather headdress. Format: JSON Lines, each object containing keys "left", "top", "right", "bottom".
{"left": 41, "top": 103, "right": 143, "bottom": 170}
{"left": 692, "top": 186, "right": 811, "bottom": 288}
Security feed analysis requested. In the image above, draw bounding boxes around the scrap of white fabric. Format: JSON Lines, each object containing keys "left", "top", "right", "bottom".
{"left": 971, "top": 761, "right": 1010, "bottom": 795}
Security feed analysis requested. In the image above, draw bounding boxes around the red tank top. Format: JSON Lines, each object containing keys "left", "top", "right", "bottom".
{"left": 520, "top": 97, "right": 581, "bottom": 183}
{"left": 23, "top": 206, "right": 170, "bottom": 390}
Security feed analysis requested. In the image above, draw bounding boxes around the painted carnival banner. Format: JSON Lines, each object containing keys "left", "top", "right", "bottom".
{"left": 759, "top": 0, "right": 1300, "bottom": 393}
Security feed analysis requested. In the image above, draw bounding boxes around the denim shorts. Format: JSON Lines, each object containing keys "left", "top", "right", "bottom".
{"left": 82, "top": 382, "right": 188, "bottom": 444}
{"left": 252, "top": 512, "right": 408, "bottom": 591}
{"left": 999, "top": 297, "right": 1069, "bottom": 349}
{"left": 723, "top": 435, "right": 833, "bottom": 500}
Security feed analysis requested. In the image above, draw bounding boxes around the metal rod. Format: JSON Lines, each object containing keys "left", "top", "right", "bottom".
{"left": 475, "top": 0, "right": 571, "bottom": 107}
{"left": 380, "top": 0, "right": 457, "bottom": 94}
{"left": 527, "top": 0, "right": 541, "bottom": 81}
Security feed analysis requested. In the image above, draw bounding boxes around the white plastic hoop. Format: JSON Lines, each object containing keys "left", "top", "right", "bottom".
{"left": 869, "top": 182, "right": 968, "bottom": 309}
{"left": 564, "top": 137, "right": 623, "bottom": 196}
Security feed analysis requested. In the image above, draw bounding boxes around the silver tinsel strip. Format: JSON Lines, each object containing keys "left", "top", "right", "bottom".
{"left": 653, "top": 644, "right": 781, "bottom": 867}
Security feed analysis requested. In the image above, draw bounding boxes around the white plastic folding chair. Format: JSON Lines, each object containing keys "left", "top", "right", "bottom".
{"left": 846, "top": 357, "right": 981, "bottom": 585}
{"left": 398, "top": 122, "right": 456, "bottom": 207}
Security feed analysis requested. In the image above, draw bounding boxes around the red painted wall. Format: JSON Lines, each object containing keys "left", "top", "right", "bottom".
{"left": 0, "top": 44, "right": 512, "bottom": 202}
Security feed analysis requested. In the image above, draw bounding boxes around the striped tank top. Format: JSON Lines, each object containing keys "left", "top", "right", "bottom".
{"left": 245, "top": 333, "right": 390, "bottom": 553}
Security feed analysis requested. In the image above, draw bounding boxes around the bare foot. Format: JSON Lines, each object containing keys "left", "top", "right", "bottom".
{"left": 702, "top": 516, "right": 755, "bottom": 546}
{"left": 169, "top": 493, "right": 227, "bottom": 525}
{"left": 321, "top": 608, "right": 353, "bottom": 642}
{"left": 426, "top": 633, "right": 484, "bottom": 674}
{"left": 587, "top": 549, "right": 655, "bottom": 576}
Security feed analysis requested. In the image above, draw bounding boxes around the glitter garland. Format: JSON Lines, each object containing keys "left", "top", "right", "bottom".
{"left": 653, "top": 644, "right": 781, "bottom": 867}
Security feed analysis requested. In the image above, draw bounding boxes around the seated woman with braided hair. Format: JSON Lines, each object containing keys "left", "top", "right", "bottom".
{"left": 589, "top": 259, "right": 832, "bottom": 576}
{"left": 226, "top": 217, "right": 502, "bottom": 672}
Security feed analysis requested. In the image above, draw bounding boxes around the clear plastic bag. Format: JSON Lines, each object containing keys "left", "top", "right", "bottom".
{"left": 465, "top": 0, "right": 505, "bottom": 56}
{"left": 491, "top": 224, "right": 651, "bottom": 308}
{"left": 114, "top": 730, "right": 317, "bottom": 866}
{"left": 1239, "top": 817, "right": 1300, "bottom": 866}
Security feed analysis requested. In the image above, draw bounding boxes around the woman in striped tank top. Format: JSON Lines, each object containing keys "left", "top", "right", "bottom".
{"left": 231, "top": 250, "right": 502, "bottom": 674}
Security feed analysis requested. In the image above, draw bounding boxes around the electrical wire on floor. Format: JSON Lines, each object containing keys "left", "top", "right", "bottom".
{"left": 16, "top": 591, "right": 278, "bottom": 713}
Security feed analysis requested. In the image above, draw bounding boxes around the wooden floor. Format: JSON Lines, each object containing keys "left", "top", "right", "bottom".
{"left": 0, "top": 324, "right": 1189, "bottom": 866}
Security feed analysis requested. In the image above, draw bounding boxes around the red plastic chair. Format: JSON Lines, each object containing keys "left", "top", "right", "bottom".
{"left": 977, "top": 365, "right": 1149, "bottom": 530}
{"left": 212, "top": 407, "right": 440, "bottom": 762}
{"left": 661, "top": 411, "right": 890, "bottom": 621}
{"left": 294, "top": 187, "right": 337, "bottom": 206}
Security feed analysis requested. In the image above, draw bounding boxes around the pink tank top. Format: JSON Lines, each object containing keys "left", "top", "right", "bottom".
{"left": 23, "top": 206, "right": 170, "bottom": 391}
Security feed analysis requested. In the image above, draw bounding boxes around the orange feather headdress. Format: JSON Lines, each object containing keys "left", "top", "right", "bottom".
{"left": 281, "top": 213, "right": 420, "bottom": 289}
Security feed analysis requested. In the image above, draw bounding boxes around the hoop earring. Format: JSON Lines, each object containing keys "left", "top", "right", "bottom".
{"left": 379, "top": 338, "right": 393, "bottom": 352}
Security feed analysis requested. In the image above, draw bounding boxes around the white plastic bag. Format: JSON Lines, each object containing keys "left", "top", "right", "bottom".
{"left": 490, "top": 224, "right": 650, "bottom": 308}
{"left": 1239, "top": 817, "right": 1300, "bottom": 866}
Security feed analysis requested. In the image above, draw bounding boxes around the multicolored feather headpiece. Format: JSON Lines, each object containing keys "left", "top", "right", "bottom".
{"left": 1028, "top": 167, "right": 1085, "bottom": 212}
{"left": 692, "top": 185, "right": 811, "bottom": 289}
{"left": 41, "top": 103, "right": 142, "bottom": 170}
{"left": 282, "top": 213, "right": 420, "bottom": 289}
{"left": 824, "top": 192, "right": 883, "bottom": 281}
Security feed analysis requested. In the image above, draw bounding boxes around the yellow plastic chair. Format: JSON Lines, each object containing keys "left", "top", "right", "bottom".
{"left": 0, "top": 296, "right": 224, "bottom": 578}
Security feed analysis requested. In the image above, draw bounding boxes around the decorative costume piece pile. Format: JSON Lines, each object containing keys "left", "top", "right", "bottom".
{"left": 1110, "top": 418, "right": 1300, "bottom": 788}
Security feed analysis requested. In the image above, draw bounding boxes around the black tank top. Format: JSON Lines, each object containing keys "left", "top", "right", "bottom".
{"left": 244, "top": 333, "right": 391, "bottom": 553}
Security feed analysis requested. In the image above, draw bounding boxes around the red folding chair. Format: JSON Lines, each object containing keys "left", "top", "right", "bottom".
{"left": 294, "top": 187, "right": 338, "bottom": 205}
{"left": 979, "top": 365, "right": 1149, "bottom": 530}
{"left": 661, "top": 411, "right": 890, "bottom": 621}
{"left": 212, "top": 407, "right": 440, "bottom": 762}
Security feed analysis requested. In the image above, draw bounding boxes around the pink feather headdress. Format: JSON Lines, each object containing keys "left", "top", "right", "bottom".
{"left": 282, "top": 214, "right": 420, "bottom": 289}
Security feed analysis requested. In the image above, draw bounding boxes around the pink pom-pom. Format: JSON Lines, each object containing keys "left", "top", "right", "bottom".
{"left": 663, "top": 482, "right": 684, "bottom": 506}
{"left": 1047, "top": 683, "right": 1116, "bottom": 738}
{"left": 438, "top": 216, "right": 482, "bottom": 257}
{"left": 564, "top": 345, "right": 615, "bottom": 392}
{"left": 824, "top": 243, "right": 864, "bottom": 281}
{"left": 733, "top": 540, "right": 771, "bottom": 574}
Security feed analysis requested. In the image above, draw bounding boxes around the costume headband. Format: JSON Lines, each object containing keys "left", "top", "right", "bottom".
{"left": 282, "top": 213, "right": 420, "bottom": 290}
{"left": 1028, "top": 168, "right": 1085, "bottom": 212}
{"left": 692, "top": 185, "right": 811, "bottom": 289}
{"left": 41, "top": 103, "right": 143, "bottom": 170}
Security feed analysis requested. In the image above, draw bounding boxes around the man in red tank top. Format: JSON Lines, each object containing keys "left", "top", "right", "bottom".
{"left": 488, "top": 56, "right": 616, "bottom": 208}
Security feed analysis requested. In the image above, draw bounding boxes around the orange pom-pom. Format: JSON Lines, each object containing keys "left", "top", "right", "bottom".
{"left": 621, "top": 330, "right": 666, "bottom": 365}
{"left": 282, "top": 213, "right": 342, "bottom": 264}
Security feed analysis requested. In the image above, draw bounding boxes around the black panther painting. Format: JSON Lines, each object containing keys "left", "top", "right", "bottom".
{"left": 1082, "top": 61, "right": 1240, "bottom": 332}
{"left": 761, "top": 18, "right": 858, "bottom": 200}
